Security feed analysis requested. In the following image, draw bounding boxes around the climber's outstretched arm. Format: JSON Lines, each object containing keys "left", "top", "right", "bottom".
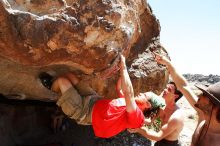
{"left": 119, "top": 54, "right": 136, "bottom": 112}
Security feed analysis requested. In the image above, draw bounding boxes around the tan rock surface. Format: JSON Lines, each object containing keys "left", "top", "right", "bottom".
{"left": 0, "top": 0, "right": 168, "bottom": 101}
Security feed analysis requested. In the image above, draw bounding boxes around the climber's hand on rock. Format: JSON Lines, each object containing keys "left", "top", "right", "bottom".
{"left": 119, "top": 54, "right": 126, "bottom": 70}
{"left": 153, "top": 52, "right": 171, "bottom": 66}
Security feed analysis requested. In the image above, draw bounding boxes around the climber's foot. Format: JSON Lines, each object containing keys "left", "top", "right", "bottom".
{"left": 39, "top": 72, "right": 54, "bottom": 90}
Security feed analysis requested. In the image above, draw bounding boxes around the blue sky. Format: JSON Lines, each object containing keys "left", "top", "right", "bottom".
{"left": 147, "top": 0, "right": 220, "bottom": 75}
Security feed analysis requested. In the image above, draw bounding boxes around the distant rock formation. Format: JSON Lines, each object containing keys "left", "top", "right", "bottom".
{"left": 0, "top": 0, "right": 168, "bottom": 102}
{"left": 184, "top": 74, "right": 220, "bottom": 85}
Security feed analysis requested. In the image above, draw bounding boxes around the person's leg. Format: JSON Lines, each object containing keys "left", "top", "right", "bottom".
{"left": 51, "top": 77, "right": 73, "bottom": 132}
{"left": 64, "top": 73, "right": 96, "bottom": 96}
{"left": 51, "top": 74, "right": 97, "bottom": 125}
{"left": 52, "top": 76, "right": 85, "bottom": 124}
{"left": 63, "top": 73, "right": 80, "bottom": 86}
{"left": 51, "top": 77, "right": 73, "bottom": 94}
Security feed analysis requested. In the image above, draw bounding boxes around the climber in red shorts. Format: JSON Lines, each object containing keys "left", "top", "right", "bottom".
{"left": 51, "top": 54, "right": 164, "bottom": 138}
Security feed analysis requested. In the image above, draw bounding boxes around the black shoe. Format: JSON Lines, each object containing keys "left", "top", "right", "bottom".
{"left": 39, "top": 72, "right": 54, "bottom": 90}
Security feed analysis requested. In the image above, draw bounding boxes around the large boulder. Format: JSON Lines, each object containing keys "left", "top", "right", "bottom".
{"left": 0, "top": 0, "right": 168, "bottom": 101}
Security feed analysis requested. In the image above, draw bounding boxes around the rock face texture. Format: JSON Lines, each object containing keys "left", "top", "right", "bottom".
{"left": 0, "top": 0, "right": 168, "bottom": 101}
